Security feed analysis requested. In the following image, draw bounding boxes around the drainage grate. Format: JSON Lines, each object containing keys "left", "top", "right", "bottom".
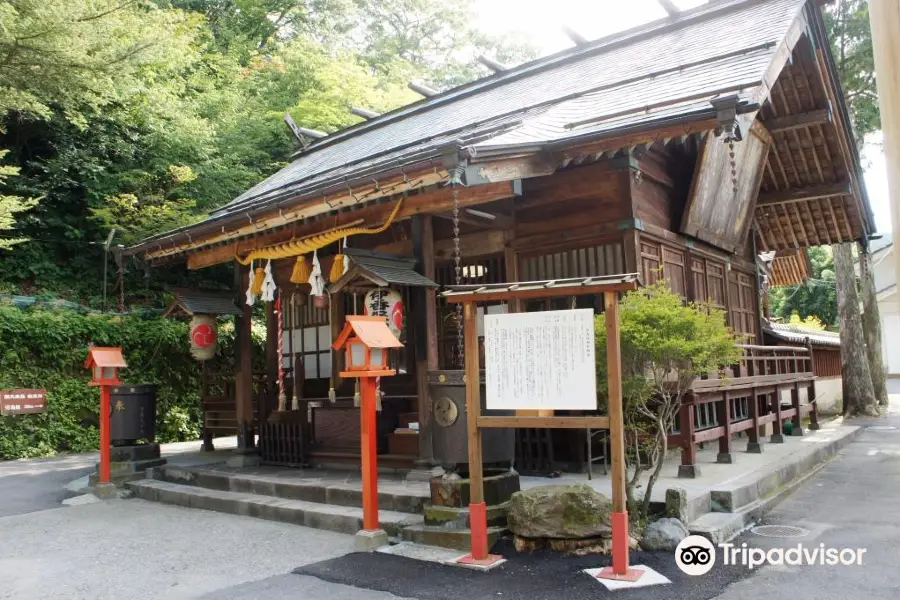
{"left": 750, "top": 525, "right": 809, "bottom": 539}
{"left": 867, "top": 426, "right": 898, "bottom": 431}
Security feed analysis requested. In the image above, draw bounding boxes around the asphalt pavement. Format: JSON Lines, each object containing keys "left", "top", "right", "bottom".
{"left": 714, "top": 408, "right": 900, "bottom": 600}
{"left": 0, "top": 452, "right": 96, "bottom": 517}
{"left": 2, "top": 403, "right": 899, "bottom": 599}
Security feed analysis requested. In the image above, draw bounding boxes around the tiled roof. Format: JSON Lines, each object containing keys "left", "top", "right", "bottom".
{"left": 764, "top": 321, "right": 840, "bottom": 348}
{"left": 164, "top": 290, "right": 241, "bottom": 316}
{"left": 130, "top": 0, "right": 810, "bottom": 253}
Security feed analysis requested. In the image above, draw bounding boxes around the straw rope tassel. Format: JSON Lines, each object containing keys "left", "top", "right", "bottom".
{"left": 290, "top": 255, "right": 311, "bottom": 284}
{"left": 251, "top": 264, "right": 265, "bottom": 295}
{"left": 329, "top": 240, "right": 345, "bottom": 283}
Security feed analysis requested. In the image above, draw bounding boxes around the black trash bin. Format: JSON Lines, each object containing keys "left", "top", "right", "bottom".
{"left": 110, "top": 384, "right": 157, "bottom": 446}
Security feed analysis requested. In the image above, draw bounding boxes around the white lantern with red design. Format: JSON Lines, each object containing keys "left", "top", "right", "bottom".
{"left": 363, "top": 289, "right": 404, "bottom": 339}
{"left": 189, "top": 314, "right": 218, "bottom": 361}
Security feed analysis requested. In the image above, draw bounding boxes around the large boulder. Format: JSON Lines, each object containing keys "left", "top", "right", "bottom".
{"left": 640, "top": 517, "right": 689, "bottom": 551}
{"left": 507, "top": 484, "right": 612, "bottom": 539}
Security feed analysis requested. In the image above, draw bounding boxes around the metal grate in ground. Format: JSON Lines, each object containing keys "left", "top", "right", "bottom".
{"left": 750, "top": 525, "right": 809, "bottom": 538}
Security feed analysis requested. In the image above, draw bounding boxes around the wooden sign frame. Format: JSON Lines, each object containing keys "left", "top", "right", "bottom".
{"left": 443, "top": 274, "right": 641, "bottom": 579}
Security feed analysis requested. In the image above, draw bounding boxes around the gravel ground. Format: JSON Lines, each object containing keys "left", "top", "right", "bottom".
{"left": 0, "top": 499, "right": 372, "bottom": 600}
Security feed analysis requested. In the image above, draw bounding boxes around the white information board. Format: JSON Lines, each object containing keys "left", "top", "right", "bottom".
{"left": 484, "top": 309, "right": 597, "bottom": 411}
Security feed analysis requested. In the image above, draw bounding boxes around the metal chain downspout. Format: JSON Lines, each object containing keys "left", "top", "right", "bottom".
{"left": 452, "top": 183, "right": 464, "bottom": 368}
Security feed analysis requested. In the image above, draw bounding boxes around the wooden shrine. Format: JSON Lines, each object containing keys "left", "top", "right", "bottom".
{"left": 124, "top": 0, "right": 874, "bottom": 479}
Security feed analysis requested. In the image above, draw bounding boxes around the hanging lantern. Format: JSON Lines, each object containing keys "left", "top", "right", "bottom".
{"left": 364, "top": 289, "right": 404, "bottom": 339}
{"left": 189, "top": 314, "right": 218, "bottom": 361}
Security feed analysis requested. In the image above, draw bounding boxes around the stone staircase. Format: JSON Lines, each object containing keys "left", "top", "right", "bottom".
{"left": 127, "top": 465, "right": 427, "bottom": 538}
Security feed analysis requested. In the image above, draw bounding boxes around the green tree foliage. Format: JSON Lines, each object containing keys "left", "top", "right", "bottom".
{"left": 0, "top": 305, "right": 237, "bottom": 459}
{"left": 0, "top": 0, "right": 534, "bottom": 302}
{"left": 0, "top": 150, "right": 36, "bottom": 249}
{"left": 824, "top": 0, "right": 878, "bottom": 140}
{"left": 596, "top": 282, "right": 741, "bottom": 518}
{"left": 769, "top": 246, "right": 837, "bottom": 328}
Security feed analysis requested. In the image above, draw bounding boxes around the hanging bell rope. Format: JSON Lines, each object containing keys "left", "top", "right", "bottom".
{"left": 235, "top": 195, "right": 404, "bottom": 265}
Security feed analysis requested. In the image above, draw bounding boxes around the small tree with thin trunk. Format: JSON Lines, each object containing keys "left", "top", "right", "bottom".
{"left": 596, "top": 281, "right": 741, "bottom": 518}
{"left": 859, "top": 250, "right": 888, "bottom": 407}
{"left": 833, "top": 242, "right": 879, "bottom": 416}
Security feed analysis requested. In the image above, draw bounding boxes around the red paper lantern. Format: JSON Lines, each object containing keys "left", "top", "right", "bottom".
{"left": 190, "top": 315, "right": 218, "bottom": 361}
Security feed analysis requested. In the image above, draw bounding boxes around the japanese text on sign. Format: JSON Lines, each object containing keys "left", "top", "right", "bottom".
{"left": 0, "top": 389, "right": 47, "bottom": 415}
{"left": 484, "top": 309, "right": 596, "bottom": 410}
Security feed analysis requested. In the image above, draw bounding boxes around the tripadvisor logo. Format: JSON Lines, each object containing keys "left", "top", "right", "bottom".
{"left": 675, "top": 536, "right": 716, "bottom": 576}
{"left": 674, "top": 536, "right": 867, "bottom": 575}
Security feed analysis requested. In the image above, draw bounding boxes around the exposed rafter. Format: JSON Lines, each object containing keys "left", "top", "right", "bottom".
{"left": 757, "top": 180, "right": 852, "bottom": 206}
{"left": 764, "top": 106, "right": 833, "bottom": 133}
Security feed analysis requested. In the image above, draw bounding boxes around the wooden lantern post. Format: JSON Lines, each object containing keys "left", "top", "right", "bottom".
{"left": 443, "top": 275, "right": 641, "bottom": 578}
{"left": 332, "top": 316, "right": 404, "bottom": 543}
{"left": 84, "top": 347, "right": 127, "bottom": 484}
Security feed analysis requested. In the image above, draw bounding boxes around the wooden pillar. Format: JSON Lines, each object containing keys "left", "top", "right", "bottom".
{"left": 412, "top": 215, "right": 438, "bottom": 469}
{"left": 463, "top": 301, "right": 488, "bottom": 560}
{"left": 504, "top": 246, "right": 522, "bottom": 314}
{"left": 790, "top": 383, "right": 804, "bottom": 436}
{"left": 770, "top": 389, "right": 785, "bottom": 443}
{"left": 747, "top": 388, "right": 762, "bottom": 453}
{"left": 716, "top": 394, "right": 733, "bottom": 463}
{"left": 330, "top": 294, "right": 345, "bottom": 396}
{"left": 622, "top": 228, "right": 641, "bottom": 276}
{"left": 678, "top": 394, "right": 700, "bottom": 478}
{"left": 603, "top": 290, "right": 630, "bottom": 576}
{"left": 265, "top": 298, "right": 279, "bottom": 415}
{"left": 869, "top": 0, "right": 900, "bottom": 313}
{"left": 234, "top": 262, "right": 256, "bottom": 453}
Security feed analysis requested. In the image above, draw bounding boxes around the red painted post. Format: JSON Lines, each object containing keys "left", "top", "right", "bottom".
{"left": 360, "top": 376, "right": 379, "bottom": 531}
{"left": 611, "top": 511, "right": 629, "bottom": 573}
{"left": 99, "top": 385, "right": 111, "bottom": 483}
{"left": 469, "top": 501, "right": 488, "bottom": 560}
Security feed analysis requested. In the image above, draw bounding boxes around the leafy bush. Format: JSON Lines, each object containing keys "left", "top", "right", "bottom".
{"left": 597, "top": 281, "right": 741, "bottom": 517}
{"left": 0, "top": 306, "right": 242, "bottom": 459}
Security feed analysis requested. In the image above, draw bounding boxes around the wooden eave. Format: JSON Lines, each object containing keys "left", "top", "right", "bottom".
{"left": 753, "top": 28, "right": 874, "bottom": 252}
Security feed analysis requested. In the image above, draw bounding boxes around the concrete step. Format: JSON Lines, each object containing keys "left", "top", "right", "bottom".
{"left": 148, "top": 465, "right": 428, "bottom": 514}
{"left": 689, "top": 449, "right": 841, "bottom": 543}
{"left": 127, "top": 479, "right": 423, "bottom": 537}
{"left": 400, "top": 524, "right": 506, "bottom": 552}
{"left": 706, "top": 425, "right": 863, "bottom": 514}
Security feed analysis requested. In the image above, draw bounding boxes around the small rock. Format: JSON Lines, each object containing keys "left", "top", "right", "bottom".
{"left": 62, "top": 493, "right": 101, "bottom": 507}
{"left": 640, "top": 517, "right": 689, "bottom": 551}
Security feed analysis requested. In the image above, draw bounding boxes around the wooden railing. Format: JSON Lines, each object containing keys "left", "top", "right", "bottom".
{"left": 671, "top": 344, "right": 820, "bottom": 478}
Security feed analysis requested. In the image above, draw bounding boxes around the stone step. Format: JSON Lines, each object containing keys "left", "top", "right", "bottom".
{"left": 148, "top": 465, "right": 428, "bottom": 514}
{"left": 127, "top": 479, "right": 423, "bottom": 537}
{"left": 400, "top": 524, "right": 507, "bottom": 552}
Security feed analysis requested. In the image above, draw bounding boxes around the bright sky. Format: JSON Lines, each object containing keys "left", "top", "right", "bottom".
{"left": 474, "top": 0, "right": 893, "bottom": 233}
